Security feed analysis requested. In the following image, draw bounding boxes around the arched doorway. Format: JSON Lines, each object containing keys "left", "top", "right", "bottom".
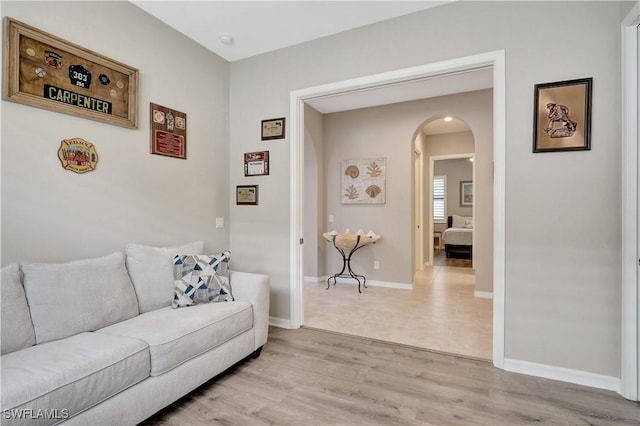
{"left": 413, "top": 116, "right": 476, "bottom": 270}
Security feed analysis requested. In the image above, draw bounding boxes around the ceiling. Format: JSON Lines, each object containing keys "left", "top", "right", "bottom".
{"left": 306, "top": 67, "right": 493, "bottom": 114}
{"left": 133, "top": 1, "right": 492, "bottom": 129}
{"left": 423, "top": 116, "right": 470, "bottom": 135}
{"left": 131, "top": 1, "right": 451, "bottom": 62}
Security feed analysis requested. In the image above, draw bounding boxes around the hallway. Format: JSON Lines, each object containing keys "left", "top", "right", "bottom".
{"left": 303, "top": 266, "right": 492, "bottom": 360}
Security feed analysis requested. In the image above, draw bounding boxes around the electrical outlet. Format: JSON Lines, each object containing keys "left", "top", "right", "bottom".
{"left": 373, "top": 261, "right": 380, "bottom": 270}
{"left": 329, "top": 214, "right": 334, "bottom": 223}
{"left": 215, "top": 217, "right": 224, "bottom": 228}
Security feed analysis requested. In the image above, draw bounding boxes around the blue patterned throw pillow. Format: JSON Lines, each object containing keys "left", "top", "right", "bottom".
{"left": 172, "top": 252, "right": 232, "bottom": 308}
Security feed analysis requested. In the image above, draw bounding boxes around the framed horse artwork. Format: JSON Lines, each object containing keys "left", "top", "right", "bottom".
{"left": 533, "top": 78, "right": 592, "bottom": 153}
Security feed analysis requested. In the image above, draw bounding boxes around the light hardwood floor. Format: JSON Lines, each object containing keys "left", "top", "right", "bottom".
{"left": 303, "top": 265, "right": 492, "bottom": 360}
{"left": 142, "top": 327, "right": 640, "bottom": 425}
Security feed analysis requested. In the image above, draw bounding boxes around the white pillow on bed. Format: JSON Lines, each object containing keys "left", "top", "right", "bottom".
{"left": 452, "top": 215, "right": 473, "bottom": 229}
{"left": 452, "top": 215, "right": 466, "bottom": 228}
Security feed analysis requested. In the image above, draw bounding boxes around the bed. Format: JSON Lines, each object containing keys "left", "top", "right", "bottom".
{"left": 443, "top": 215, "right": 473, "bottom": 259}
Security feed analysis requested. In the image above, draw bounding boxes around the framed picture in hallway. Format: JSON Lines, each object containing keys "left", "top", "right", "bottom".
{"left": 460, "top": 181, "right": 473, "bottom": 207}
{"left": 236, "top": 185, "right": 258, "bottom": 205}
{"left": 261, "top": 117, "right": 285, "bottom": 140}
{"left": 533, "top": 77, "right": 592, "bottom": 153}
{"left": 341, "top": 158, "right": 386, "bottom": 204}
{"left": 244, "top": 151, "right": 269, "bottom": 176}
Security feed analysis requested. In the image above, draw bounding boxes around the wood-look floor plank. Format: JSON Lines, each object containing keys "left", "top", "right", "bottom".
{"left": 141, "top": 327, "right": 640, "bottom": 426}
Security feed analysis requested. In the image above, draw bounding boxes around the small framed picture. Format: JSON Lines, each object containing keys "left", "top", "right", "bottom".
{"left": 533, "top": 77, "right": 592, "bottom": 153}
{"left": 460, "top": 181, "right": 473, "bottom": 207}
{"left": 236, "top": 185, "right": 258, "bottom": 205}
{"left": 150, "top": 103, "right": 187, "bottom": 159}
{"left": 244, "top": 151, "right": 269, "bottom": 176}
{"left": 261, "top": 117, "right": 286, "bottom": 140}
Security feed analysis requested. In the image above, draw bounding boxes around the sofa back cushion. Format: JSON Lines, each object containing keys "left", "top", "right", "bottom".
{"left": 126, "top": 241, "right": 204, "bottom": 313}
{"left": 22, "top": 252, "right": 139, "bottom": 344}
{"left": 1, "top": 264, "right": 36, "bottom": 354}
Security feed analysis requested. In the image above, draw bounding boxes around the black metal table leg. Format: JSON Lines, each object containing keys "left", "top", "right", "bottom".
{"left": 326, "top": 235, "right": 368, "bottom": 293}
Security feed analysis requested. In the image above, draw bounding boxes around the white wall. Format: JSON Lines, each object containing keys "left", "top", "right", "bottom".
{"left": 1, "top": 1, "right": 230, "bottom": 264}
{"left": 303, "top": 104, "right": 324, "bottom": 279}
{"left": 229, "top": 1, "right": 623, "bottom": 378}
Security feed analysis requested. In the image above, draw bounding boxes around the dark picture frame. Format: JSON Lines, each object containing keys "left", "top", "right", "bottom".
{"left": 244, "top": 151, "right": 269, "bottom": 176}
{"left": 3, "top": 17, "right": 139, "bottom": 129}
{"left": 150, "top": 103, "right": 187, "bottom": 159}
{"left": 236, "top": 185, "right": 258, "bottom": 205}
{"left": 460, "top": 181, "right": 473, "bottom": 207}
{"left": 533, "top": 77, "right": 592, "bottom": 153}
{"left": 261, "top": 117, "right": 285, "bottom": 140}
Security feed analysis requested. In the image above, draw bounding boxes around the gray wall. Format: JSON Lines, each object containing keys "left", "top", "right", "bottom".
{"left": 230, "top": 1, "right": 623, "bottom": 377}
{"left": 303, "top": 105, "right": 325, "bottom": 279}
{"left": 1, "top": 0, "right": 628, "bottom": 380}
{"left": 1, "top": 1, "right": 231, "bottom": 263}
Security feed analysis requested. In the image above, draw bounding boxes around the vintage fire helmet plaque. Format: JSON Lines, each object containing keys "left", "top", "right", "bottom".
{"left": 57, "top": 138, "right": 98, "bottom": 174}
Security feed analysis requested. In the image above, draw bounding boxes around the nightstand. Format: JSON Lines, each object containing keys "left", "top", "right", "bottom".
{"left": 434, "top": 231, "right": 442, "bottom": 250}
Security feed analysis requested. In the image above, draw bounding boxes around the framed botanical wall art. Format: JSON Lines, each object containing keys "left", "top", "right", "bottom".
{"left": 341, "top": 158, "right": 386, "bottom": 204}
{"left": 533, "top": 77, "right": 592, "bottom": 153}
{"left": 3, "top": 17, "right": 138, "bottom": 129}
{"left": 460, "top": 181, "right": 473, "bottom": 207}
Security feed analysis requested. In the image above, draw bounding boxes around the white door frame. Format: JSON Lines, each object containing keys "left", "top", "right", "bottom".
{"left": 414, "top": 147, "right": 425, "bottom": 270}
{"left": 289, "top": 50, "right": 507, "bottom": 368}
{"left": 621, "top": 2, "right": 640, "bottom": 402}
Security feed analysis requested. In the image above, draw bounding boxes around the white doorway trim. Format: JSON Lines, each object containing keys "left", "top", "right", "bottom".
{"left": 621, "top": 2, "right": 640, "bottom": 402}
{"left": 427, "top": 153, "right": 476, "bottom": 268}
{"left": 289, "top": 50, "right": 506, "bottom": 368}
{"left": 414, "top": 147, "right": 425, "bottom": 271}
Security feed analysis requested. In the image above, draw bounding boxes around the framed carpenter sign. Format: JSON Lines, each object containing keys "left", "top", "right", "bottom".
{"left": 3, "top": 17, "right": 138, "bottom": 128}
{"left": 150, "top": 103, "right": 187, "bottom": 159}
{"left": 533, "top": 77, "right": 592, "bottom": 153}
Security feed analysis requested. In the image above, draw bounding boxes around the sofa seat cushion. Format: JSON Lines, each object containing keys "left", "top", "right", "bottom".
{"left": 1, "top": 332, "right": 149, "bottom": 423}
{"left": 96, "top": 302, "right": 253, "bottom": 376}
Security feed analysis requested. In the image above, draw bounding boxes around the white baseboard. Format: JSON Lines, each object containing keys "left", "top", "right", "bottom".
{"left": 503, "top": 358, "right": 620, "bottom": 392}
{"left": 321, "top": 276, "right": 412, "bottom": 290}
{"left": 304, "top": 276, "right": 322, "bottom": 282}
{"left": 474, "top": 291, "right": 493, "bottom": 299}
{"left": 269, "top": 316, "right": 294, "bottom": 329}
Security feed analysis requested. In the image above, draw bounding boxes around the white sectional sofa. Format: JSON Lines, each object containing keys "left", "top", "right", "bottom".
{"left": 0, "top": 241, "right": 270, "bottom": 425}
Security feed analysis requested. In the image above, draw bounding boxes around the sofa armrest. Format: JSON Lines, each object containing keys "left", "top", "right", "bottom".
{"left": 230, "top": 271, "right": 270, "bottom": 350}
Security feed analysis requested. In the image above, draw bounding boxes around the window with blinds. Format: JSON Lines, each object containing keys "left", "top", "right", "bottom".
{"left": 433, "top": 175, "right": 446, "bottom": 223}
